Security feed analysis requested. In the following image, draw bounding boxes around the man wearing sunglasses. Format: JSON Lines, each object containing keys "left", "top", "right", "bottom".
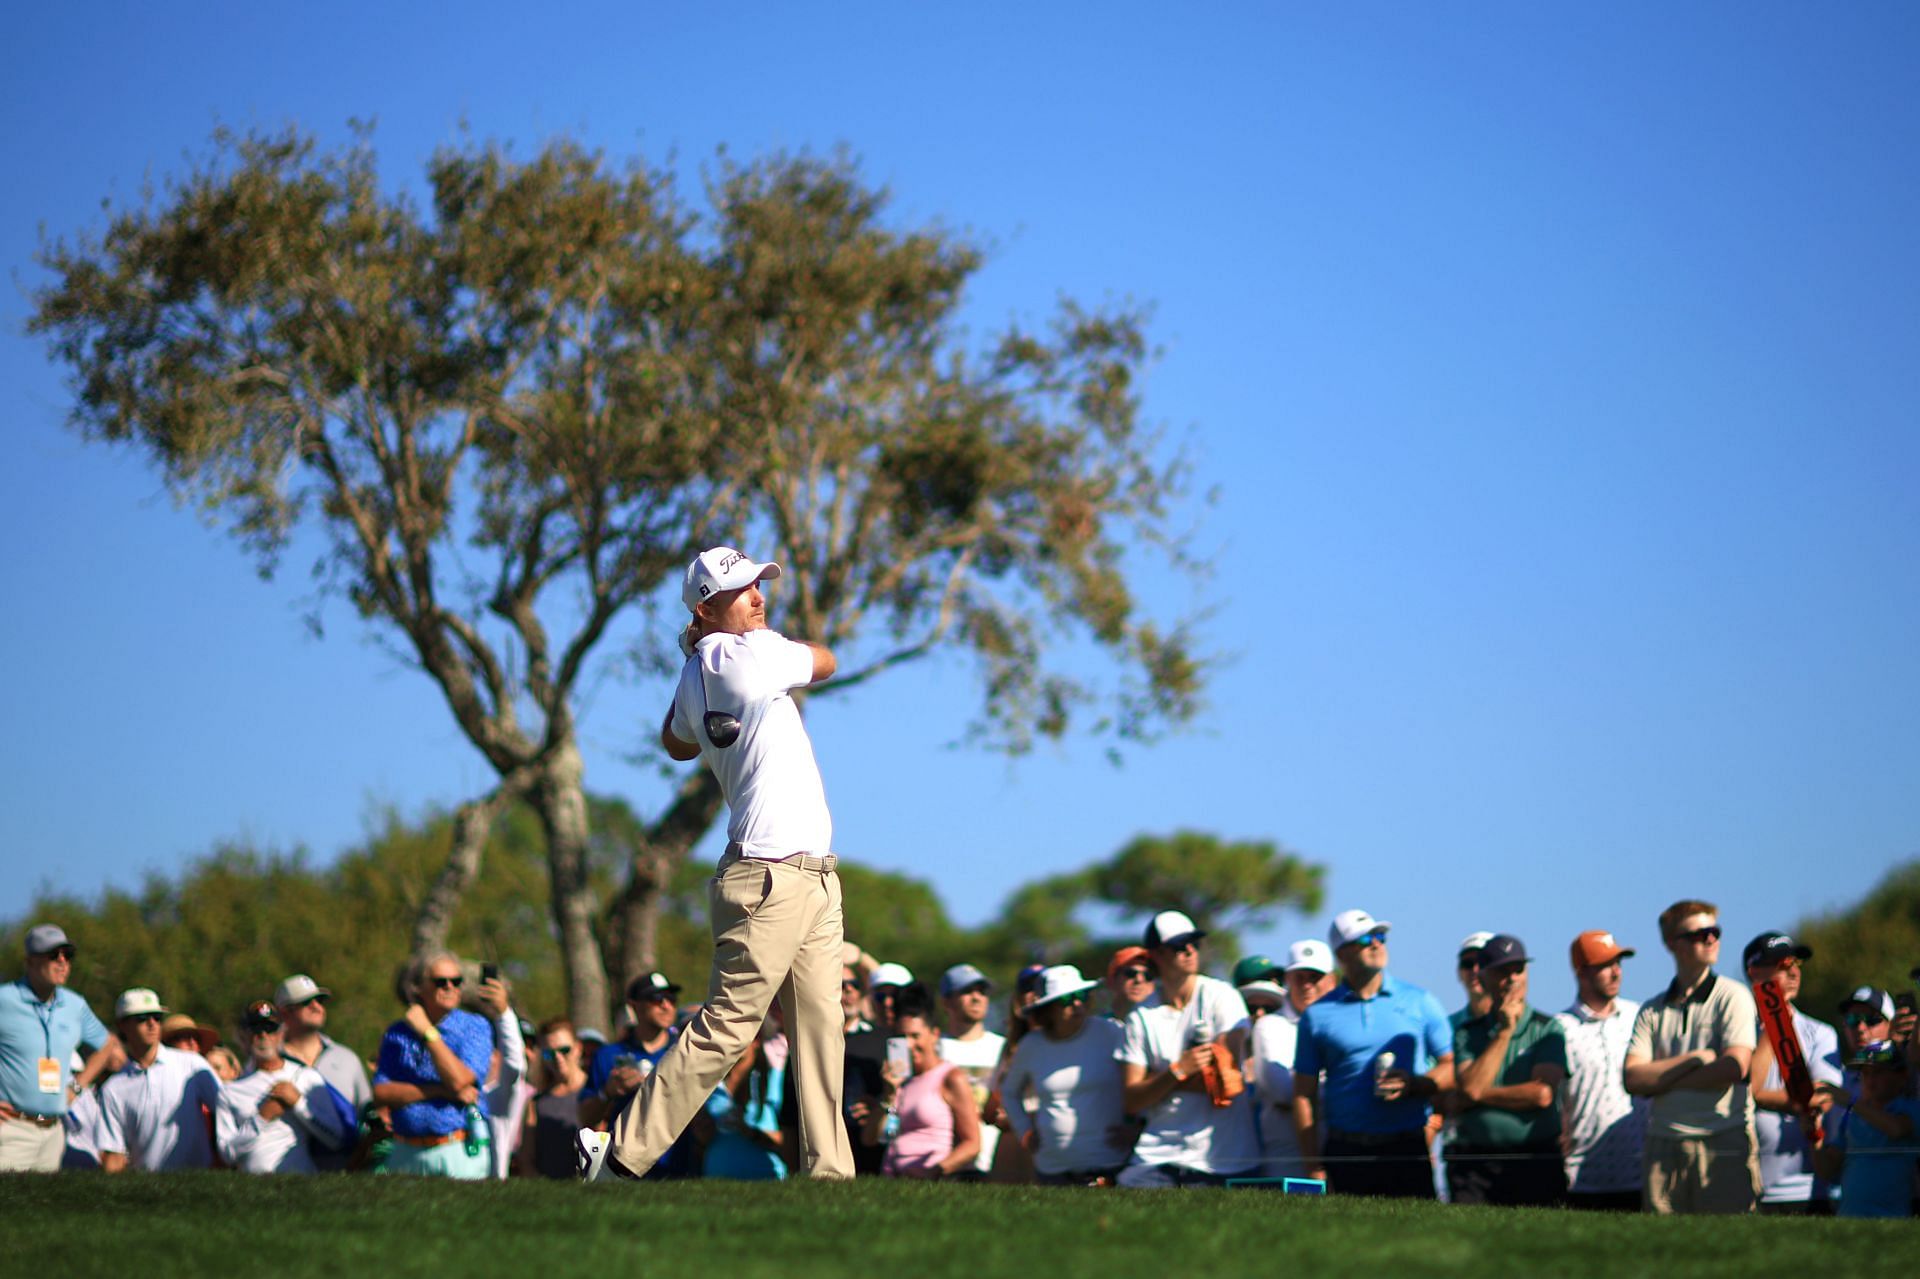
{"left": 372, "top": 954, "right": 493, "bottom": 1178}
{"left": 1623, "top": 899, "right": 1758, "bottom": 1214}
{"left": 1106, "top": 947, "right": 1157, "bottom": 1023}
{"left": 1743, "top": 932, "right": 1842, "bottom": 1214}
{"left": 98, "top": 987, "right": 223, "bottom": 1172}
{"left": 1292, "top": 910, "right": 1454, "bottom": 1198}
{"left": 216, "top": 1000, "right": 349, "bottom": 1173}
{"left": 584, "top": 546, "right": 850, "bottom": 1184}
{"left": 1, "top": 924, "right": 117, "bottom": 1171}
{"left": 274, "top": 972, "right": 370, "bottom": 1171}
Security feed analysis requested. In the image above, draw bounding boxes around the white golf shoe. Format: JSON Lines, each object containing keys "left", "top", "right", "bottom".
{"left": 575, "top": 1127, "right": 611, "bottom": 1182}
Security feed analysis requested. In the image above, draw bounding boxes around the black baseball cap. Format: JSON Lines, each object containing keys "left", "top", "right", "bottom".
{"left": 242, "top": 1001, "right": 281, "bottom": 1030}
{"left": 1742, "top": 932, "right": 1812, "bottom": 969}
{"left": 627, "top": 972, "right": 681, "bottom": 1002}
{"left": 1479, "top": 935, "right": 1530, "bottom": 970}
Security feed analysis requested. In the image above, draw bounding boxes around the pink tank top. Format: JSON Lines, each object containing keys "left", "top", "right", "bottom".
{"left": 883, "top": 1061, "right": 956, "bottom": 1177}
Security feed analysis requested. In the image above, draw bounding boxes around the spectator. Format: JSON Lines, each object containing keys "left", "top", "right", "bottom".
{"left": 216, "top": 1000, "right": 349, "bottom": 1174}
{"left": 1292, "top": 910, "right": 1454, "bottom": 1199}
{"left": 938, "top": 963, "right": 1005, "bottom": 1176}
{"left": 276, "top": 973, "right": 372, "bottom": 1172}
{"left": 1246, "top": 939, "right": 1336, "bottom": 1180}
{"left": 1447, "top": 935, "right": 1568, "bottom": 1206}
{"left": 1, "top": 924, "right": 116, "bottom": 1172}
{"left": 1000, "top": 965, "right": 1130, "bottom": 1184}
{"left": 1623, "top": 899, "right": 1758, "bottom": 1215}
{"left": 1450, "top": 932, "right": 1495, "bottom": 1033}
{"left": 1106, "top": 946, "right": 1157, "bottom": 1022}
{"left": 520, "top": 1018, "right": 589, "bottom": 1180}
{"left": 1553, "top": 929, "right": 1649, "bottom": 1211}
{"left": 580, "top": 971, "right": 700, "bottom": 1178}
{"left": 99, "top": 987, "right": 223, "bottom": 1172}
{"left": 1813, "top": 1039, "right": 1918, "bottom": 1218}
{"left": 1232, "top": 955, "right": 1287, "bottom": 1023}
{"left": 160, "top": 1014, "right": 220, "bottom": 1056}
{"left": 845, "top": 963, "right": 916, "bottom": 1175}
{"left": 868, "top": 1006, "right": 980, "bottom": 1179}
{"left": 473, "top": 973, "right": 528, "bottom": 1179}
{"left": 205, "top": 1046, "right": 243, "bottom": 1082}
{"left": 371, "top": 954, "right": 493, "bottom": 1179}
{"left": 842, "top": 964, "right": 872, "bottom": 1034}
{"left": 61, "top": 1040, "right": 124, "bottom": 1170}
{"left": 1743, "top": 932, "right": 1843, "bottom": 1214}
{"left": 1116, "top": 910, "right": 1260, "bottom": 1188}
{"left": 1837, "top": 986, "right": 1894, "bottom": 1068}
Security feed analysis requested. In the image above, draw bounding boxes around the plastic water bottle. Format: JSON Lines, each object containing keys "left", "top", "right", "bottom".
{"left": 1373, "top": 1051, "right": 1396, "bottom": 1098}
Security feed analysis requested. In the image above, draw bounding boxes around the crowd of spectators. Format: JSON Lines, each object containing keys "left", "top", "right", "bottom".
{"left": 4, "top": 902, "right": 1916, "bottom": 1217}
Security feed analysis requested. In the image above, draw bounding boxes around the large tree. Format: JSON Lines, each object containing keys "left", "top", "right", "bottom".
{"left": 32, "top": 126, "right": 1207, "bottom": 1023}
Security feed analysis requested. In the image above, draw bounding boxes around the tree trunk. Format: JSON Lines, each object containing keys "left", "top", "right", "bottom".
{"left": 410, "top": 784, "right": 519, "bottom": 959}
{"left": 609, "top": 770, "right": 725, "bottom": 997}
{"left": 531, "top": 744, "right": 612, "bottom": 1031}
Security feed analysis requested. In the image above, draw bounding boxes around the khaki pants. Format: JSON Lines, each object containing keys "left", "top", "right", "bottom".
{"left": 609, "top": 853, "right": 852, "bottom": 1180}
{"left": 0, "top": 1115, "right": 66, "bottom": 1172}
{"left": 1644, "top": 1128, "right": 1759, "bottom": 1214}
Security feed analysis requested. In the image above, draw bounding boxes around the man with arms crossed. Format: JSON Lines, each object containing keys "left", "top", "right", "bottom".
{"left": 1292, "top": 910, "right": 1454, "bottom": 1198}
{"left": 582, "top": 546, "right": 851, "bottom": 1182}
{"left": 1623, "top": 899, "right": 1758, "bottom": 1214}
{"left": 0, "top": 924, "right": 116, "bottom": 1172}
{"left": 1554, "top": 929, "right": 1648, "bottom": 1210}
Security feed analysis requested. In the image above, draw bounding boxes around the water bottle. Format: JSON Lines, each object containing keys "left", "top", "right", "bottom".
{"left": 1372, "top": 1051, "right": 1396, "bottom": 1099}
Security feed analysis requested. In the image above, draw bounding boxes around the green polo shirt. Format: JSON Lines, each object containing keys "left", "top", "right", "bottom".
{"left": 1451, "top": 1007, "right": 1567, "bottom": 1152}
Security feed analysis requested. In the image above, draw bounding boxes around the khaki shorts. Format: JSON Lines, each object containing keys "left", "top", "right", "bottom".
{"left": 1644, "top": 1127, "right": 1758, "bottom": 1215}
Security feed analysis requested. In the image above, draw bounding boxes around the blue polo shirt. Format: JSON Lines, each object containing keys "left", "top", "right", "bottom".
{"left": 1826, "top": 1096, "right": 1920, "bottom": 1219}
{"left": 1293, "top": 974, "right": 1452, "bottom": 1135}
{"left": 0, "top": 980, "right": 110, "bottom": 1118}
{"left": 583, "top": 1029, "right": 698, "bottom": 1178}
{"left": 374, "top": 1009, "right": 494, "bottom": 1138}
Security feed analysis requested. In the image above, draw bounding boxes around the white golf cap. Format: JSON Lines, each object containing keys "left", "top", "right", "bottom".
{"left": 1284, "top": 939, "right": 1335, "bottom": 974}
{"left": 115, "top": 988, "right": 168, "bottom": 1019}
{"left": 1144, "top": 910, "right": 1207, "bottom": 949}
{"left": 1029, "top": 965, "right": 1101, "bottom": 1009}
{"left": 868, "top": 962, "right": 915, "bottom": 991}
{"left": 1457, "top": 931, "right": 1495, "bottom": 955}
{"left": 1329, "top": 909, "right": 1392, "bottom": 949}
{"left": 682, "top": 546, "right": 781, "bottom": 612}
{"left": 273, "top": 974, "right": 332, "bottom": 1007}
{"left": 1239, "top": 979, "right": 1287, "bottom": 1007}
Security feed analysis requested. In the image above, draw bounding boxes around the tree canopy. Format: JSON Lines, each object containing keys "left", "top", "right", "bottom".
{"left": 1792, "top": 859, "right": 1920, "bottom": 1021}
{"left": 30, "top": 125, "right": 1209, "bottom": 1023}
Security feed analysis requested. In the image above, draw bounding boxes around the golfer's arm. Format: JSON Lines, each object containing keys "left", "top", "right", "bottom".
{"left": 660, "top": 709, "right": 700, "bottom": 761}
{"left": 800, "top": 640, "right": 835, "bottom": 684}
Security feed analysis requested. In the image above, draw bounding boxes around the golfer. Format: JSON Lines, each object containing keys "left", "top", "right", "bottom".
{"left": 581, "top": 547, "right": 852, "bottom": 1181}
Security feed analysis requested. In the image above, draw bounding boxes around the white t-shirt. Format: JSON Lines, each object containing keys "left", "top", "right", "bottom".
{"left": 671, "top": 630, "right": 830, "bottom": 858}
{"left": 1553, "top": 998, "right": 1649, "bottom": 1194}
{"left": 216, "top": 1061, "right": 347, "bottom": 1174}
{"left": 1753, "top": 1006, "right": 1843, "bottom": 1204}
{"left": 1117, "top": 975, "right": 1260, "bottom": 1174}
{"left": 940, "top": 1030, "right": 1006, "bottom": 1173}
{"left": 1002, "top": 1018, "right": 1130, "bottom": 1176}
{"left": 99, "top": 1045, "right": 223, "bottom": 1171}
{"left": 1247, "top": 1005, "right": 1307, "bottom": 1174}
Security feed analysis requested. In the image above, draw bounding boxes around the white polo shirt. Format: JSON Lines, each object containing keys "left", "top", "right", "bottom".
{"left": 671, "top": 630, "right": 830, "bottom": 858}
{"left": 1553, "top": 997, "right": 1648, "bottom": 1194}
{"left": 1626, "top": 973, "right": 1757, "bottom": 1138}
{"left": 1247, "top": 1003, "right": 1307, "bottom": 1173}
{"left": 216, "top": 1061, "right": 347, "bottom": 1174}
{"left": 98, "top": 1045, "right": 223, "bottom": 1170}
{"left": 1117, "top": 975, "right": 1260, "bottom": 1174}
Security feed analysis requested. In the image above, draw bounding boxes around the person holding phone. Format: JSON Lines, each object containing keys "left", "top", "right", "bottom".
{"left": 581, "top": 547, "right": 851, "bottom": 1183}
{"left": 867, "top": 1008, "right": 980, "bottom": 1179}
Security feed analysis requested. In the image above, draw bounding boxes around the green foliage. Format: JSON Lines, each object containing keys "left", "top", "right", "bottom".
{"left": 1793, "top": 859, "right": 1920, "bottom": 1021}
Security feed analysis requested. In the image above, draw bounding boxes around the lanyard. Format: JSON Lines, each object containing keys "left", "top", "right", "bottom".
{"left": 22, "top": 981, "right": 58, "bottom": 1058}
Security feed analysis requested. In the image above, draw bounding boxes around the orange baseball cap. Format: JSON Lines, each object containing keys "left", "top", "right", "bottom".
{"left": 1570, "top": 930, "right": 1635, "bottom": 968}
{"left": 1106, "top": 946, "right": 1151, "bottom": 981}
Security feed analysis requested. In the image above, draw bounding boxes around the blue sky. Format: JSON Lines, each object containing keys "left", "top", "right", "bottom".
{"left": 4, "top": 2, "right": 1917, "bottom": 1013}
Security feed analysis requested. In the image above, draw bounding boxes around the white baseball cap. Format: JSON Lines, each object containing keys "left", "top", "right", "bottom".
{"left": 1284, "top": 939, "right": 1335, "bottom": 974}
{"left": 682, "top": 547, "right": 782, "bottom": 612}
{"left": 1240, "top": 979, "right": 1287, "bottom": 1008}
{"left": 1029, "top": 965, "right": 1101, "bottom": 1009}
{"left": 115, "top": 988, "right": 168, "bottom": 1018}
{"left": 273, "top": 974, "right": 332, "bottom": 1007}
{"left": 1144, "top": 910, "right": 1207, "bottom": 949}
{"left": 1457, "top": 931, "right": 1495, "bottom": 956}
{"left": 1329, "top": 909, "right": 1392, "bottom": 949}
{"left": 868, "top": 962, "right": 916, "bottom": 992}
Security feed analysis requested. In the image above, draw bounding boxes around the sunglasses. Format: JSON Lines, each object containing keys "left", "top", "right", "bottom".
{"left": 1355, "top": 931, "right": 1389, "bottom": 948}
{"left": 1845, "top": 1012, "right": 1890, "bottom": 1029}
{"left": 126, "top": 1013, "right": 164, "bottom": 1025}
{"left": 296, "top": 995, "right": 331, "bottom": 1008}
{"left": 247, "top": 1021, "right": 283, "bottom": 1035}
{"left": 1674, "top": 926, "right": 1722, "bottom": 944}
{"left": 430, "top": 976, "right": 464, "bottom": 990}
{"left": 1457, "top": 955, "right": 1483, "bottom": 970}
{"left": 1116, "top": 967, "right": 1154, "bottom": 983}
{"left": 542, "top": 1044, "right": 576, "bottom": 1057}
{"left": 43, "top": 946, "right": 76, "bottom": 962}
{"left": 841, "top": 980, "right": 862, "bottom": 991}
{"left": 1164, "top": 939, "right": 1201, "bottom": 954}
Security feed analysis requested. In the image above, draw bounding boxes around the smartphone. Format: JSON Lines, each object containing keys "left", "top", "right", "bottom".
{"left": 481, "top": 963, "right": 500, "bottom": 984}
{"left": 1895, "top": 992, "right": 1918, "bottom": 1016}
{"left": 885, "top": 1037, "right": 912, "bottom": 1075}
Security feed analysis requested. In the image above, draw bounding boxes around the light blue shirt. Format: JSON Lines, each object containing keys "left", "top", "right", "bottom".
{"left": 0, "top": 979, "right": 110, "bottom": 1118}
{"left": 1826, "top": 1096, "right": 1920, "bottom": 1219}
{"left": 1293, "top": 973, "right": 1452, "bottom": 1135}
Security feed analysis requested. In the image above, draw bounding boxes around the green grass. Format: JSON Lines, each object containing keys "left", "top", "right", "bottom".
{"left": 2, "top": 1174, "right": 1906, "bottom": 1278}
